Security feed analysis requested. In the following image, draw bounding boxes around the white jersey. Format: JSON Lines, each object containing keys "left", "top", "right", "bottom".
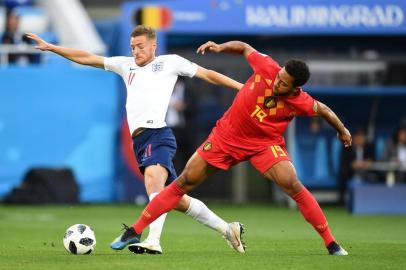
{"left": 104, "top": 54, "right": 198, "bottom": 134}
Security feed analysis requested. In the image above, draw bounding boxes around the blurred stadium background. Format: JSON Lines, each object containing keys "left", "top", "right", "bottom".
{"left": 0, "top": 0, "right": 405, "bottom": 215}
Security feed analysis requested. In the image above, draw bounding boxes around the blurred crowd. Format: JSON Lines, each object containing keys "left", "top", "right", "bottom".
{"left": 1, "top": 0, "right": 39, "bottom": 64}
{"left": 338, "top": 121, "right": 406, "bottom": 204}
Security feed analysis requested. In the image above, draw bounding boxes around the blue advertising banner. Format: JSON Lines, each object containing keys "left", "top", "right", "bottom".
{"left": 0, "top": 67, "right": 120, "bottom": 202}
{"left": 122, "top": 0, "right": 406, "bottom": 35}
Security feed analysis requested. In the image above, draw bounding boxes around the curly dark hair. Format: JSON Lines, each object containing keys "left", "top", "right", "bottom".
{"left": 284, "top": 59, "right": 310, "bottom": 87}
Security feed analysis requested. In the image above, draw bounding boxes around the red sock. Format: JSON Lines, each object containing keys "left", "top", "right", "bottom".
{"left": 291, "top": 187, "right": 335, "bottom": 247}
{"left": 132, "top": 181, "right": 185, "bottom": 234}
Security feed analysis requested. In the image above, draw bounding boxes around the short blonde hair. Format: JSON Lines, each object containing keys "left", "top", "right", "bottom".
{"left": 130, "top": 25, "right": 156, "bottom": 40}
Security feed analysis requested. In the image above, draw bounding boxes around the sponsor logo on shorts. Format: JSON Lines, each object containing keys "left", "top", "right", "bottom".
{"left": 203, "top": 141, "right": 212, "bottom": 151}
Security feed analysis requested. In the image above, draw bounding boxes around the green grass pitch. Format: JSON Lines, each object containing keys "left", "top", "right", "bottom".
{"left": 0, "top": 204, "right": 405, "bottom": 270}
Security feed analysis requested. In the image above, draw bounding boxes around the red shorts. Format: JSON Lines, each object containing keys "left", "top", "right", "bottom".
{"left": 197, "top": 129, "right": 291, "bottom": 174}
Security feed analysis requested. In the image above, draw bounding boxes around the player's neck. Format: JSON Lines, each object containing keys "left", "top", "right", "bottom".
{"left": 145, "top": 56, "right": 156, "bottom": 66}
{"left": 287, "top": 88, "right": 300, "bottom": 97}
{"left": 138, "top": 56, "right": 156, "bottom": 67}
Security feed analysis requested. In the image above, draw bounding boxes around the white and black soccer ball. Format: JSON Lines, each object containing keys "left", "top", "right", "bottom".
{"left": 63, "top": 224, "right": 96, "bottom": 255}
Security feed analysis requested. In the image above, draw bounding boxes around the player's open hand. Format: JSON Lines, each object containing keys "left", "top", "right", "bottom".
{"left": 196, "top": 41, "right": 222, "bottom": 55}
{"left": 338, "top": 128, "right": 352, "bottom": 148}
{"left": 25, "top": 33, "right": 52, "bottom": 51}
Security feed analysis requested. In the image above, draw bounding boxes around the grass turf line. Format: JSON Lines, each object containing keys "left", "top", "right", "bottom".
{"left": 0, "top": 204, "right": 405, "bottom": 270}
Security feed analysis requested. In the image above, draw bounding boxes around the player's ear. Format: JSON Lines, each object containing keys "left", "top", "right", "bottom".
{"left": 151, "top": 41, "right": 157, "bottom": 51}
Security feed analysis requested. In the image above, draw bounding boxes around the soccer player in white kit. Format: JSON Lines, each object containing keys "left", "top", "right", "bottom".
{"left": 26, "top": 26, "right": 245, "bottom": 254}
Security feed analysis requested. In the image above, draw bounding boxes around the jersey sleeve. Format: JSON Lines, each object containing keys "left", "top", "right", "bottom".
{"left": 104, "top": 57, "right": 128, "bottom": 76}
{"left": 170, "top": 54, "right": 198, "bottom": 77}
{"left": 247, "top": 51, "right": 280, "bottom": 74}
{"left": 289, "top": 90, "right": 319, "bottom": 117}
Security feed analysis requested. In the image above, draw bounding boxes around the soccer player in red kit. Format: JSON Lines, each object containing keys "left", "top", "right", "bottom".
{"left": 118, "top": 41, "right": 352, "bottom": 256}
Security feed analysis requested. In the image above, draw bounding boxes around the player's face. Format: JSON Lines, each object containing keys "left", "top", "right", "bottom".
{"left": 130, "top": 35, "right": 157, "bottom": 66}
{"left": 398, "top": 129, "right": 406, "bottom": 144}
{"left": 7, "top": 14, "right": 19, "bottom": 32}
{"left": 353, "top": 132, "right": 366, "bottom": 146}
{"left": 273, "top": 68, "right": 295, "bottom": 96}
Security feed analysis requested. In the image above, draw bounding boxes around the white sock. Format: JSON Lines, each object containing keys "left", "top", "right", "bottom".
{"left": 185, "top": 197, "right": 228, "bottom": 236}
{"left": 144, "top": 192, "right": 167, "bottom": 245}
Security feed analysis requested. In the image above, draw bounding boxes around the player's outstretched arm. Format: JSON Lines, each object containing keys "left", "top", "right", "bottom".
{"left": 25, "top": 32, "right": 104, "bottom": 69}
{"left": 317, "top": 101, "right": 352, "bottom": 147}
{"left": 195, "top": 66, "right": 244, "bottom": 91}
{"left": 197, "top": 40, "right": 255, "bottom": 59}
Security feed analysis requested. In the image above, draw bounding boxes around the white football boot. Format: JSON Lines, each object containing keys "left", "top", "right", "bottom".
{"left": 224, "top": 222, "right": 246, "bottom": 253}
{"left": 128, "top": 240, "right": 163, "bottom": 255}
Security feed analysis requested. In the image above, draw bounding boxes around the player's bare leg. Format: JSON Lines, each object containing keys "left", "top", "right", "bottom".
{"left": 110, "top": 164, "right": 168, "bottom": 252}
{"left": 263, "top": 161, "right": 348, "bottom": 255}
{"left": 176, "top": 152, "right": 219, "bottom": 191}
{"left": 128, "top": 154, "right": 245, "bottom": 254}
{"left": 129, "top": 164, "right": 168, "bottom": 254}
{"left": 112, "top": 160, "right": 234, "bottom": 253}
{"left": 133, "top": 163, "right": 237, "bottom": 253}
{"left": 174, "top": 153, "right": 246, "bottom": 252}
{"left": 130, "top": 152, "right": 216, "bottom": 232}
{"left": 128, "top": 153, "right": 246, "bottom": 253}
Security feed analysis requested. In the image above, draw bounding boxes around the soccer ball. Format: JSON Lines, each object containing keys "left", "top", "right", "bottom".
{"left": 63, "top": 224, "right": 96, "bottom": 255}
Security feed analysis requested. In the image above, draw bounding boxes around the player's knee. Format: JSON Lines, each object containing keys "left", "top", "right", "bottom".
{"left": 144, "top": 170, "right": 166, "bottom": 194}
{"left": 178, "top": 167, "right": 193, "bottom": 186}
{"left": 280, "top": 176, "right": 302, "bottom": 195}
{"left": 177, "top": 167, "right": 198, "bottom": 192}
{"left": 144, "top": 182, "right": 164, "bottom": 195}
{"left": 144, "top": 168, "right": 157, "bottom": 181}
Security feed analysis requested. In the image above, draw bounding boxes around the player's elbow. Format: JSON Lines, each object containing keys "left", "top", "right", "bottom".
{"left": 233, "top": 41, "right": 250, "bottom": 51}
{"left": 241, "top": 42, "right": 251, "bottom": 51}
{"left": 82, "top": 57, "right": 104, "bottom": 68}
{"left": 72, "top": 55, "right": 92, "bottom": 66}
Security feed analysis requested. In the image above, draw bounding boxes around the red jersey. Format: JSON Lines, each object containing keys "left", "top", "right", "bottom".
{"left": 215, "top": 51, "right": 318, "bottom": 147}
